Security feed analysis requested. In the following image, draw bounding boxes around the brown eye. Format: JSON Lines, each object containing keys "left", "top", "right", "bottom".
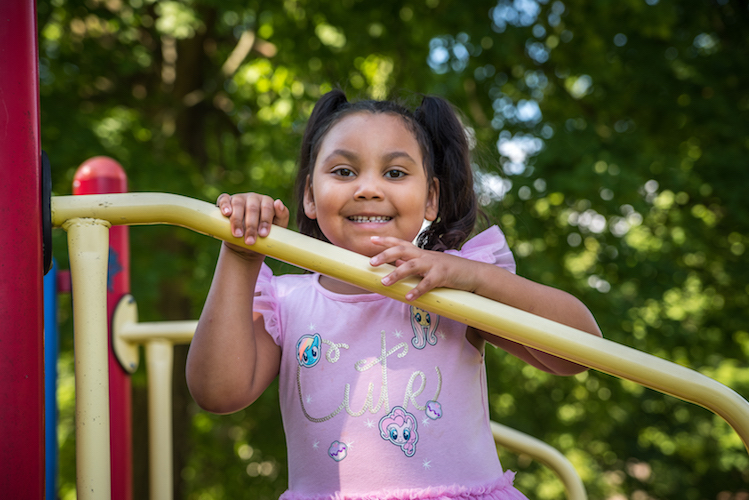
{"left": 385, "top": 169, "right": 406, "bottom": 179}
{"left": 334, "top": 167, "right": 354, "bottom": 177}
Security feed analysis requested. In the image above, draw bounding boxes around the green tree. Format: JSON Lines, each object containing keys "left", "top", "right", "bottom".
{"left": 40, "top": 0, "right": 749, "bottom": 498}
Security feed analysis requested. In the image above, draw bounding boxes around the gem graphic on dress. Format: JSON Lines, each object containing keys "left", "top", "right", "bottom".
{"left": 328, "top": 441, "right": 347, "bottom": 462}
{"left": 379, "top": 406, "right": 419, "bottom": 457}
{"left": 296, "top": 333, "right": 322, "bottom": 368}
{"left": 410, "top": 306, "right": 439, "bottom": 349}
{"left": 425, "top": 400, "right": 442, "bottom": 420}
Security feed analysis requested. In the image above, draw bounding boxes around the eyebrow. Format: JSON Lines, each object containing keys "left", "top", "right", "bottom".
{"left": 322, "top": 149, "right": 418, "bottom": 165}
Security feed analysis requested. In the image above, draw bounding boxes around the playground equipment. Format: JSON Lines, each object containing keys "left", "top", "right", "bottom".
{"left": 43, "top": 262, "right": 60, "bottom": 500}
{"left": 0, "top": 2, "right": 591, "bottom": 495}
{"left": 50, "top": 192, "right": 749, "bottom": 500}
{"left": 0, "top": 2, "right": 45, "bottom": 497}
{"left": 2, "top": 1, "right": 747, "bottom": 498}
{"left": 30, "top": 154, "right": 591, "bottom": 499}
{"left": 72, "top": 156, "right": 133, "bottom": 500}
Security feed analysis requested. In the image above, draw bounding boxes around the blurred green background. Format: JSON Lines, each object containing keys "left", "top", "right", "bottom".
{"left": 40, "top": 0, "right": 749, "bottom": 498}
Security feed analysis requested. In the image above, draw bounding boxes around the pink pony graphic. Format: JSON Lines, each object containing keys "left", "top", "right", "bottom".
{"left": 379, "top": 406, "right": 419, "bottom": 457}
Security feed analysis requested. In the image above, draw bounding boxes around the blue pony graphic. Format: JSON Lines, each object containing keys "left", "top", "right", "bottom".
{"left": 296, "top": 333, "right": 321, "bottom": 368}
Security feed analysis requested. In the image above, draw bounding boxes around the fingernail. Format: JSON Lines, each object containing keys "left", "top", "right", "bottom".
{"left": 369, "top": 257, "right": 378, "bottom": 266}
{"left": 381, "top": 276, "right": 391, "bottom": 286}
{"left": 222, "top": 207, "right": 230, "bottom": 215}
{"left": 233, "top": 228, "right": 242, "bottom": 237}
{"left": 371, "top": 236, "right": 380, "bottom": 241}
{"left": 405, "top": 292, "right": 414, "bottom": 301}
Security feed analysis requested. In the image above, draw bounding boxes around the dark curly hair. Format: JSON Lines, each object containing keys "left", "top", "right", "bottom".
{"left": 294, "top": 89, "right": 478, "bottom": 252}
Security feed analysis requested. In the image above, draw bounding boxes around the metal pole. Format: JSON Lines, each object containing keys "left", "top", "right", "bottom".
{"left": 0, "top": 0, "right": 44, "bottom": 497}
{"left": 147, "top": 341, "right": 174, "bottom": 500}
{"left": 65, "top": 218, "right": 112, "bottom": 500}
{"left": 44, "top": 260, "right": 60, "bottom": 500}
{"left": 73, "top": 156, "right": 132, "bottom": 500}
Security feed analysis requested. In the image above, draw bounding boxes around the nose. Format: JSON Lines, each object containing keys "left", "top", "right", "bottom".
{"left": 353, "top": 172, "right": 384, "bottom": 200}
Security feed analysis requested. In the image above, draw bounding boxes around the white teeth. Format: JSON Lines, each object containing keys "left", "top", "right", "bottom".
{"left": 349, "top": 216, "right": 391, "bottom": 223}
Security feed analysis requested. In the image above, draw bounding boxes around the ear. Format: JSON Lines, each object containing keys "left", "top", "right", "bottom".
{"left": 303, "top": 175, "right": 317, "bottom": 220}
{"left": 425, "top": 178, "right": 439, "bottom": 222}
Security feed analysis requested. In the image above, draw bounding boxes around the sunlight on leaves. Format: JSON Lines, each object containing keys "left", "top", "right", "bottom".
{"left": 93, "top": 107, "right": 139, "bottom": 148}
{"left": 315, "top": 22, "right": 347, "bottom": 49}
{"left": 662, "top": 274, "right": 714, "bottom": 322}
{"left": 357, "top": 55, "right": 394, "bottom": 99}
{"left": 564, "top": 75, "right": 593, "bottom": 99}
{"left": 155, "top": 2, "right": 203, "bottom": 39}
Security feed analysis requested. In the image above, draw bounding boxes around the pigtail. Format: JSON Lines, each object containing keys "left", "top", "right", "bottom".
{"left": 297, "top": 89, "right": 349, "bottom": 173}
{"left": 295, "top": 89, "right": 349, "bottom": 241}
{"left": 414, "top": 96, "right": 478, "bottom": 251}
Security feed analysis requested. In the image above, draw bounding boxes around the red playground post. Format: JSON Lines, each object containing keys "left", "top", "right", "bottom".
{"left": 0, "top": 0, "right": 45, "bottom": 497}
{"left": 74, "top": 157, "right": 133, "bottom": 500}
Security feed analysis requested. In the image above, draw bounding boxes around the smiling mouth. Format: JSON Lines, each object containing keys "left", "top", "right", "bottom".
{"left": 348, "top": 216, "right": 392, "bottom": 223}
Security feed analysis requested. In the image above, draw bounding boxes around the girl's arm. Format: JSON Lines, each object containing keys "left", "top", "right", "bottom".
{"left": 370, "top": 236, "right": 602, "bottom": 376}
{"left": 467, "top": 264, "right": 601, "bottom": 376}
{"left": 185, "top": 194, "right": 288, "bottom": 414}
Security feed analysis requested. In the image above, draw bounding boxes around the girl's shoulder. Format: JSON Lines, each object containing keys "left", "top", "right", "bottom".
{"left": 255, "top": 263, "right": 317, "bottom": 297}
{"left": 259, "top": 263, "right": 316, "bottom": 292}
{"left": 445, "top": 225, "right": 516, "bottom": 273}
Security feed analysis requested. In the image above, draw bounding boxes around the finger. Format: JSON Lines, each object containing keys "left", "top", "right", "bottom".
{"left": 405, "top": 273, "right": 442, "bottom": 301}
{"left": 380, "top": 258, "right": 426, "bottom": 286}
{"left": 216, "top": 193, "right": 233, "bottom": 217}
{"left": 405, "top": 286, "right": 424, "bottom": 302}
{"left": 255, "top": 196, "right": 277, "bottom": 238}
{"left": 369, "top": 236, "right": 411, "bottom": 248}
{"left": 369, "top": 241, "right": 418, "bottom": 267}
{"left": 273, "top": 199, "right": 290, "bottom": 229}
{"left": 241, "top": 195, "right": 263, "bottom": 245}
{"left": 229, "top": 195, "right": 249, "bottom": 238}
{"left": 383, "top": 266, "right": 439, "bottom": 301}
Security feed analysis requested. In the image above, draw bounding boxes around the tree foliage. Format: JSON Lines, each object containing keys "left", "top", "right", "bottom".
{"left": 39, "top": 0, "right": 749, "bottom": 498}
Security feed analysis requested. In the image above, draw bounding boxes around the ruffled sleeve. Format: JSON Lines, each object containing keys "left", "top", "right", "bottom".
{"left": 253, "top": 262, "right": 283, "bottom": 346}
{"left": 444, "top": 225, "right": 516, "bottom": 274}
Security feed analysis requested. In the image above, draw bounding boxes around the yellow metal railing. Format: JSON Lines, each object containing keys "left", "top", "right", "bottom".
{"left": 111, "top": 296, "right": 195, "bottom": 500}
{"left": 490, "top": 422, "right": 586, "bottom": 500}
{"left": 64, "top": 218, "right": 112, "bottom": 498}
{"left": 53, "top": 192, "right": 749, "bottom": 500}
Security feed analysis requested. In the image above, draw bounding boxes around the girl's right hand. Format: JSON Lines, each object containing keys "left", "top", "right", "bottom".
{"left": 216, "top": 192, "right": 289, "bottom": 258}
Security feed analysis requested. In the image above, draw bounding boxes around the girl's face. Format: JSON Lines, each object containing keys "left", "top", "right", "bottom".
{"left": 304, "top": 112, "right": 439, "bottom": 258}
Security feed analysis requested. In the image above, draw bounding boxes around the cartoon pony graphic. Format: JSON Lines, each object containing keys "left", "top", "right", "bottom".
{"left": 296, "top": 333, "right": 321, "bottom": 368}
{"left": 410, "top": 306, "right": 439, "bottom": 349}
{"left": 379, "top": 406, "right": 419, "bottom": 457}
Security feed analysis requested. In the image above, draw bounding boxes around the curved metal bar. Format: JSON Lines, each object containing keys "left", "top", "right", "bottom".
{"left": 490, "top": 421, "right": 586, "bottom": 500}
{"left": 52, "top": 193, "right": 749, "bottom": 454}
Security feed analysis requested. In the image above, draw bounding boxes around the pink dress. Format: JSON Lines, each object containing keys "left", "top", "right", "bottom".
{"left": 255, "top": 226, "right": 529, "bottom": 500}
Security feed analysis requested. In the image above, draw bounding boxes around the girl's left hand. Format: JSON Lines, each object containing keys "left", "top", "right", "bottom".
{"left": 369, "top": 236, "right": 479, "bottom": 301}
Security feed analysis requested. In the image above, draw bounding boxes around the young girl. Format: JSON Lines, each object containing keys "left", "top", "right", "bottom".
{"left": 186, "top": 89, "right": 602, "bottom": 499}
